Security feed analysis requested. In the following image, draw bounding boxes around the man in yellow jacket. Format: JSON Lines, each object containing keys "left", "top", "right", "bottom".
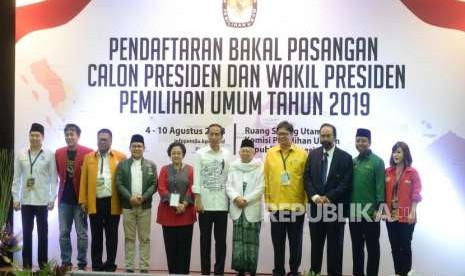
{"left": 264, "top": 121, "right": 308, "bottom": 276}
{"left": 79, "top": 128, "right": 126, "bottom": 272}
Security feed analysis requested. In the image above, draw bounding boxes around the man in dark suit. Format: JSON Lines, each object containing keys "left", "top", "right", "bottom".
{"left": 304, "top": 123, "right": 353, "bottom": 276}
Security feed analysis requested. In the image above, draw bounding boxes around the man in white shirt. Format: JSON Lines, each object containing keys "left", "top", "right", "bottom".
{"left": 12, "top": 123, "right": 57, "bottom": 269}
{"left": 193, "top": 123, "right": 231, "bottom": 275}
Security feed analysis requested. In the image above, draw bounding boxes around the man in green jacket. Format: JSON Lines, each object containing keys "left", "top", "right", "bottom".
{"left": 116, "top": 134, "right": 157, "bottom": 273}
{"left": 350, "top": 128, "right": 385, "bottom": 276}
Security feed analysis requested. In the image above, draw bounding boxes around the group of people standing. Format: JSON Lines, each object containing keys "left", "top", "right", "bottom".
{"left": 11, "top": 121, "right": 421, "bottom": 276}
{"left": 263, "top": 121, "right": 422, "bottom": 276}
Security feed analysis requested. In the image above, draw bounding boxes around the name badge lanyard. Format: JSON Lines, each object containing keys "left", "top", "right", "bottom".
{"left": 280, "top": 151, "right": 290, "bottom": 172}
{"left": 28, "top": 149, "right": 43, "bottom": 176}
{"left": 392, "top": 168, "right": 405, "bottom": 201}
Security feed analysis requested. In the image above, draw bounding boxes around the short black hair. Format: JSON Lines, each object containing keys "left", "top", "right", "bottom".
{"left": 390, "top": 141, "right": 413, "bottom": 167}
{"left": 206, "top": 123, "right": 225, "bottom": 135}
{"left": 276, "top": 121, "right": 294, "bottom": 133}
{"left": 97, "top": 128, "right": 112, "bottom": 138}
{"left": 167, "top": 141, "right": 187, "bottom": 157}
{"left": 64, "top": 123, "right": 81, "bottom": 137}
{"left": 320, "top": 123, "right": 337, "bottom": 138}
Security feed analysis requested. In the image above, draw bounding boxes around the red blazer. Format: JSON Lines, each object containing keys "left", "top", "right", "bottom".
{"left": 385, "top": 166, "right": 422, "bottom": 223}
{"left": 156, "top": 164, "right": 196, "bottom": 226}
{"left": 55, "top": 145, "right": 93, "bottom": 204}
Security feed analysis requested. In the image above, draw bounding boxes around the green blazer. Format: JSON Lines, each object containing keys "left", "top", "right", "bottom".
{"left": 116, "top": 157, "right": 157, "bottom": 209}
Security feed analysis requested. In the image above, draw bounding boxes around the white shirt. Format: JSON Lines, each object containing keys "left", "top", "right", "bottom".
{"left": 96, "top": 152, "right": 112, "bottom": 198}
{"left": 193, "top": 146, "right": 231, "bottom": 211}
{"left": 130, "top": 158, "right": 143, "bottom": 196}
{"left": 12, "top": 148, "right": 57, "bottom": 205}
{"left": 323, "top": 145, "right": 335, "bottom": 180}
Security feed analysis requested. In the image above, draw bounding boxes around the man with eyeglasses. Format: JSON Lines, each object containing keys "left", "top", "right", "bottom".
{"left": 79, "top": 128, "right": 126, "bottom": 272}
{"left": 264, "top": 121, "right": 308, "bottom": 276}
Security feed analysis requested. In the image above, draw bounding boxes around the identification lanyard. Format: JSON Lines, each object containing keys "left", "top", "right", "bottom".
{"left": 392, "top": 168, "right": 405, "bottom": 200}
{"left": 28, "top": 149, "right": 43, "bottom": 175}
{"left": 280, "top": 150, "right": 290, "bottom": 171}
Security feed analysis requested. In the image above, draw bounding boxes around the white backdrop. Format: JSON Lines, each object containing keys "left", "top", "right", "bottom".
{"left": 14, "top": 1, "right": 465, "bottom": 275}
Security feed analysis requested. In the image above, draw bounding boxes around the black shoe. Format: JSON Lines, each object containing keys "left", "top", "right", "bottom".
{"left": 103, "top": 263, "right": 117, "bottom": 272}
{"left": 77, "top": 265, "right": 86, "bottom": 271}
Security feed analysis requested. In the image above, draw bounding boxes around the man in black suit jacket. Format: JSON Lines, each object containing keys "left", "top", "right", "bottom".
{"left": 304, "top": 123, "right": 353, "bottom": 276}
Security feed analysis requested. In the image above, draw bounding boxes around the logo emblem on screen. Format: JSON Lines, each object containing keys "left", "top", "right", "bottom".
{"left": 223, "top": 0, "right": 257, "bottom": 28}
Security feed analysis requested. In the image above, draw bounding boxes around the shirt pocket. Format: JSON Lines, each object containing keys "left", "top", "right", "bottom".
{"left": 288, "top": 158, "right": 305, "bottom": 174}
{"left": 403, "top": 179, "right": 413, "bottom": 191}
{"left": 19, "top": 156, "right": 30, "bottom": 169}
{"left": 34, "top": 155, "right": 50, "bottom": 172}
{"left": 358, "top": 164, "right": 374, "bottom": 179}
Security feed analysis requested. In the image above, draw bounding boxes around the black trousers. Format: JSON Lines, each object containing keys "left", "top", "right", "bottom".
{"left": 386, "top": 221, "right": 416, "bottom": 276}
{"left": 198, "top": 211, "right": 228, "bottom": 275}
{"left": 162, "top": 224, "right": 194, "bottom": 274}
{"left": 21, "top": 205, "right": 48, "bottom": 269}
{"left": 89, "top": 197, "right": 120, "bottom": 271}
{"left": 270, "top": 211, "right": 304, "bottom": 276}
{"left": 349, "top": 220, "right": 380, "bottom": 276}
{"left": 309, "top": 220, "right": 345, "bottom": 276}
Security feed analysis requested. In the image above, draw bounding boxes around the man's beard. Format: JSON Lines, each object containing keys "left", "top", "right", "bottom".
{"left": 321, "top": 141, "right": 333, "bottom": 150}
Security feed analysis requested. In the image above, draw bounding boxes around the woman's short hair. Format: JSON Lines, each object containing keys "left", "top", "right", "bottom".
{"left": 167, "top": 141, "right": 187, "bottom": 157}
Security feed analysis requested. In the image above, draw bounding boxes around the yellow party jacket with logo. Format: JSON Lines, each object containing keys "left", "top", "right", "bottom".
{"left": 264, "top": 144, "right": 308, "bottom": 211}
{"left": 79, "top": 150, "right": 127, "bottom": 215}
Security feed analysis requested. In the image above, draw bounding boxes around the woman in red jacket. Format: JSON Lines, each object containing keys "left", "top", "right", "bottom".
{"left": 156, "top": 141, "right": 196, "bottom": 275}
{"left": 385, "top": 141, "right": 422, "bottom": 276}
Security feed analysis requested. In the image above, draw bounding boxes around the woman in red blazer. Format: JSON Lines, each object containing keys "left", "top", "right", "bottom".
{"left": 156, "top": 142, "right": 196, "bottom": 275}
{"left": 385, "top": 141, "right": 422, "bottom": 276}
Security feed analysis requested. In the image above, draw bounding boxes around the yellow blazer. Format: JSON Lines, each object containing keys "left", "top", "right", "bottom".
{"left": 79, "top": 150, "right": 127, "bottom": 215}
